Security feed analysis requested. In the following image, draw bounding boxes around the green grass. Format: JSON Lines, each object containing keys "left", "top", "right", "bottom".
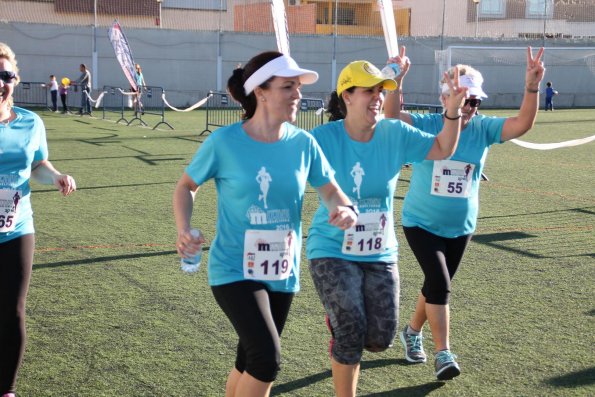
{"left": 16, "top": 108, "right": 595, "bottom": 396}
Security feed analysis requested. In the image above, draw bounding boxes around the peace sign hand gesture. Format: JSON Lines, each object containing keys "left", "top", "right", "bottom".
{"left": 443, "top": 66, "right": 468, "bottom": 115}
{"left": 526, "top": 46, "right": 545, "bottom": 91}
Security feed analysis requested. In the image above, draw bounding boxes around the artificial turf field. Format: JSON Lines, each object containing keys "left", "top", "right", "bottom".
{"left": 15, "top": 107, "right": 595, "bottom": 396}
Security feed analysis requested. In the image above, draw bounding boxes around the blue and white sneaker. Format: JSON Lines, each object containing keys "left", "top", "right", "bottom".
{"left": 434, "top": 350, "right": 461, "bottom": 380}
{"left": 399, "top": 325, "right": 427, "bottom": 363}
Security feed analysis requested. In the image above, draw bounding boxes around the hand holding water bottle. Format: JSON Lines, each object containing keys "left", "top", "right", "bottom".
{"left": 177, "top": 228, "right": 206, "bottom": 273}
{"left": 382, "top": 46, "right": 410, "bottom": 82}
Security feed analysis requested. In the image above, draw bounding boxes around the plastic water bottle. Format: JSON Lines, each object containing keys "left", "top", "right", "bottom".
{"left": 381, "top": 63, "right": 401, "bottom": 79}
{"left": 180, "top": 228, "right": 203, "bottom": 274}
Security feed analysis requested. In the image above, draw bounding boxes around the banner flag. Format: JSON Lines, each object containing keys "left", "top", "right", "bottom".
{"left": 108, "top": 20, "right": 137, "bottom": 91}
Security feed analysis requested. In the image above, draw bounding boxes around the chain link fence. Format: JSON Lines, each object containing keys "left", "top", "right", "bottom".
{"left": 2, "top": 0, "right": 594, "bottom": 40}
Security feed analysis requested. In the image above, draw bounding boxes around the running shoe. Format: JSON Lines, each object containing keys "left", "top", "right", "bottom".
{"left": 399, "top": 325, "right": 427, "bottom": 363}
{"left": 434, "top": 350, "right": 461, "bottom": 380}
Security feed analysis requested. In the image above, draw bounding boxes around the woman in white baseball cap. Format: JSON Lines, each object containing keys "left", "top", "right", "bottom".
{"left": 385, "top": 46, "right": 545, "bottom": 381}
{"left": 173, "top": 51, "right": 357, "bottom": 397}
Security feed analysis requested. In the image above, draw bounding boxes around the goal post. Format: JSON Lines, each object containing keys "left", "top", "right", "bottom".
{"left": 436, "top": 46, "right": 595, "bottom": 108}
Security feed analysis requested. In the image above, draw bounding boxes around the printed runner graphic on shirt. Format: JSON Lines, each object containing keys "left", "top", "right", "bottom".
{"left": 350, "top": 162, "right": 365, "bottom": 199}
{"left": 244, "top": 166, "right": 296, "bottom": 280}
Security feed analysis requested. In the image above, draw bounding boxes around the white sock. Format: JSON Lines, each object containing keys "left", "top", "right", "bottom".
{"left": 407, "top": 325, "right": 421, "bottom": 335}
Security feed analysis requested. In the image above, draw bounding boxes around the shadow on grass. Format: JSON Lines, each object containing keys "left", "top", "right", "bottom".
{"left": 271, "top": 369, "right": 332, "bottom": 396}
{"left": 33, "top": 249, "right": 177, "bottom": 269}
{"left": 472, "top": 231, "right": 541, "bottom": 258}
{"left": 363, "top": 382, "right": 444, "bottom": 397}
{"left": 32, "top": 180, "right": 174, "bottom": 193}
{"left": 545, "top": 366, "right": 595, "bottom": 388}
{"left": 271, "top": 358, "right": 426, "bottom": 396}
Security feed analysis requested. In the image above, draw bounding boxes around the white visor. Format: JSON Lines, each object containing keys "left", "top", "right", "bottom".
{"left": 243, "top": 55, "right": 319, "bottom": 95}
{"left": 441, "top": 73, "right": 488, "bottom": 99}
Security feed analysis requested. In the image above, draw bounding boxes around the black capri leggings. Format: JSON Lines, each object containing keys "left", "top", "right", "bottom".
{"left": 403, "top": 226, "right": 472, "bottom": 305}
{"left": 0, "top": 233, "right": 35, "bottom": 394}
{"left": 211, "top": 281, "right": 294, "bottom": 383}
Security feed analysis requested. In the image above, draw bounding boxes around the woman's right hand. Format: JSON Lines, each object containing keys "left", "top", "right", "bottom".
{"left": 176, "top": 228, "right": 206, "bottom": 258}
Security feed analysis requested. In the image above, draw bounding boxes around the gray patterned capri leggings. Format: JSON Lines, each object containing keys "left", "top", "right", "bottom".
{"left": 309, "top": 258, "right": 399, "bottom": 365}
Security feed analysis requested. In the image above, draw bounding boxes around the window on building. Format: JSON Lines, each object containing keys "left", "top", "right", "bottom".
{"left": 526, "top": 0, "right": 553, "bottom": 19}
{"left": 164, "top": 0, "right": 226, "bottom": 11}
{"left": 478, "top": 0, "right": 506, "bottom": 18}
{"left": 337, "top": 6, "right": 355, "bottom": 25}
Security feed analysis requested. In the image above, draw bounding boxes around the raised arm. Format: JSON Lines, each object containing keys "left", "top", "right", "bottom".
{"left": 383, "top": 46, "right": 413, "bottom": 125}
{"left": 425, "top": 67, "right": 467, "bottom": 160}
{"left": 501, "top": 47, "right": 545, "bottom": 142}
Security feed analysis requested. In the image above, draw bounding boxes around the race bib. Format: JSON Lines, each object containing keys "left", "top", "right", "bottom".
{"left": 243, "top": 229, "right": 296, "bottom": 281}
{"left": 342, "top": 211, "right": 389, "bottom": 255}
{"left": 431, "top": 160, "right": 475, "bottom": 198}
{"left": 0, "top": 189, "right": 21, "bottom": 233}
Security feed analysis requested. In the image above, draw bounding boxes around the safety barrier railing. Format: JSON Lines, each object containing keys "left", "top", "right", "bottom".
{"left": 402, "top": 103, "right": 442, "bottom": 114}
{"left": 201, "top": 91, "right": 325, "bottom": 135}
{"left": 127, "top": 85, "right": 174, "bottom": 130}
{"left": 13, "top": 82, "right": 48, "bottom": 108}
{"left": 101, "top": 85, "right": 128, "bottom": 124}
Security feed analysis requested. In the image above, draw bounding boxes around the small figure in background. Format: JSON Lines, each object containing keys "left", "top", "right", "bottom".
{"left": 48, "top": 75, "right": 58, "bottom": 112}
{"left": 544, "top": 81, "right": 558, "bottom": 111}
{"left": 59, "top": 79, "right": 69, "bottom": 114}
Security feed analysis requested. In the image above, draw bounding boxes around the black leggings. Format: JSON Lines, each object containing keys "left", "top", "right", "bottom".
{"left": 0, "top": 234, "right": 35, "bottom": 394}
{"left": 403, "top": 227, "right": 471, "bottom": 305}
{"left": 211, "top": 281, "right": 294, "bottom": 383}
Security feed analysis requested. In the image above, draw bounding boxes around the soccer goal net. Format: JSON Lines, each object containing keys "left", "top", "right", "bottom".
{"left": 435, "top": 46, "right": 595, "bottom": 108}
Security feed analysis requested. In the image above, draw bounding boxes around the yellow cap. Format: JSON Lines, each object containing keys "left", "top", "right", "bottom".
{"left": 336, "top": 61, "right": 397, "bottom": 95}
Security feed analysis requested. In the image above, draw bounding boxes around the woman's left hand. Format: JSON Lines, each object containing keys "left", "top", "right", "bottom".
{"left": 526, "top": 46, "right": 545, "bottom": 90}
{"left": 54, "top": 174, "right": 77, "bottom": 196}
{"left": 443, "top": 66, "right": 468, "bottom": 113}
{"left": 328, "top": 205, "right": 358, "bottom": 230}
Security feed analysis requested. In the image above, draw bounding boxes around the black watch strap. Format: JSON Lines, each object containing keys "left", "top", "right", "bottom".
{"left": 345, "top": 205, "right": 359, "bottom": 216}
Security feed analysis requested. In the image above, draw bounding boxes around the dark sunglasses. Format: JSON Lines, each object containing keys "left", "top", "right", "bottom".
{"left": 464, "top": 98, "right": 481, "bottom": 108}
{"left": 0, "top": 71, "right": 16, "bottom": 84}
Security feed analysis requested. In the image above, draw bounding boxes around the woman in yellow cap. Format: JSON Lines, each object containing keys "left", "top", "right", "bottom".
{"left": 306, "top": 59, "right": 467, "bottom": 397}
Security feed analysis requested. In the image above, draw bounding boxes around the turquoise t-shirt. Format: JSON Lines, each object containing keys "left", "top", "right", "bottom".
{"left": 185, "top": 121, "right": 334, "bottom": 292}
{"left": 402, "top": 113, "right": 505, "bottom": 238}
{"left": 307, "top": 118, "right": 435, "bottom": 263}
{"left": 0, "top": 107, "right": 48, "bottom": 244}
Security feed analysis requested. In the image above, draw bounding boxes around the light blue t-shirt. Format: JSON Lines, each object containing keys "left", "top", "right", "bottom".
{"left": 307, "top": 118, "right": 435, "bottom": 263}
{"left": 402, "top": 113, "right": 505, "bottom": 238}
{"left": 185, "top": 121, "right": 334, "bottom": 292}
{"left": 0, "top": 107, "right": 48, "bottom": 244}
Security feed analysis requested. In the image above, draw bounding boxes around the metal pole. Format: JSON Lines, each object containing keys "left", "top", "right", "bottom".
{"left": 92, "top": 0, "right": 98, "bottom": 89}
{"left": 440, "top": 0, "right": 445, "bottom": 50}
{"left": 158, "top": 0, "right": 163, "bottom": 29}
{"left": 542, "top": 0, "right": 547, "bottom": 47}
{"left": 331, "top": 0, "right": 338, "bottom": 91}
{"left": 216, "top": 0, "right": 223, "bottom": 91}
{"left": 473, "top": 0, "right": 480, "bottom": 38}
{"left": 475, "top": 6, "right": 479, "bottom": 37}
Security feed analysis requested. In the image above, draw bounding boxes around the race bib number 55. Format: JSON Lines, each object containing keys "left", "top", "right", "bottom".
{"left": 243, "top": 229, "right": 296, "bottom": 281}
{"left": 431, "top": 160, "right": 475, "bottom": 198}
{"left": 0, "top": 189, "right": 20, "bottom": 233}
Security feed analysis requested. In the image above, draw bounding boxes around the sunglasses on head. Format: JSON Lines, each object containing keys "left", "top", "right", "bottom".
{"left": 0, "top": 71, "right": 16, "bottom": 84}
{"left": 464, "top": 98, "right": 481, "bottom": 108}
